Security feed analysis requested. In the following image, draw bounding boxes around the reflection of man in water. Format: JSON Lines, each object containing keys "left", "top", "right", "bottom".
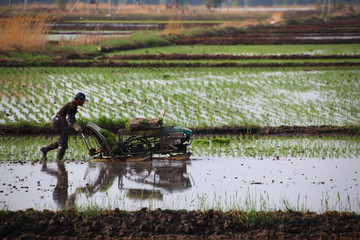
{"left": 41, "top": 161, "right": 72, "bottom": 208}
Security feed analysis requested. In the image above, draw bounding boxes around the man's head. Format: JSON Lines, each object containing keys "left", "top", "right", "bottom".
{"left": 74, "top": 92, "right": 88, "bottom": 106}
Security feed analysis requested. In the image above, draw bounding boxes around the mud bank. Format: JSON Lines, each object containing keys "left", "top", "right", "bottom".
{"left": 1, "top": 59, "right": 360, "bottom": 68}
{"left": 193, "top": 125, "right": 360, "bottom": 136}
{"left": 173, "top": 33, "right": 360, "bottom": 45}
{"left": 1, "top": 209, "right": 359, "bottom": 239}
{"left": 106, "top": 53, "right": 360, "bottom": 60}
{"left": 0, "top": 125, "right": 359, "bottom": 136}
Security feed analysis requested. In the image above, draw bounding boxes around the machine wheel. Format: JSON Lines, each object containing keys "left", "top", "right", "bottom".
{"left": 123, "top": 136, "right": 153, "bottom": 158}
{"left": 83, "top": 128, "right": 112, "bottom": 156}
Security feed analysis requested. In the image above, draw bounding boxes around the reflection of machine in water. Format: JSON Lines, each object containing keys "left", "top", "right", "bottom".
{"left": 81, "top": 160, "right": 192, "bottom": 200}
{"left": 42, "top": 159, "right": 192, "bottom": 208}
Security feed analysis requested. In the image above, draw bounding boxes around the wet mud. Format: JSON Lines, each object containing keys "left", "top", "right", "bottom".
{"left": 49, "top": 22, "right": 219, "bottom": 31}
{"left": 1, "top": 59, "right": 360, "bottom": 68}
{"left": 1, "top": 209, "right": 360, "bottom": 239}
{"left": 173, "top": 33, "right": 360, "bottom": 45}
{"left": 1, "top": 125, "right": 359, "bottom": 136}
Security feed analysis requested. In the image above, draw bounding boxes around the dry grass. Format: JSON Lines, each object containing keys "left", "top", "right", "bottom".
{"left": 220, "top": 20, "right": 261, "bottom": 28}
{"left": 270, "top": 11, "right": 283, "bottom": 23}
{"left": 0, "top": 13, "right": 53, "bottom": 52}
{"left": 162, "top": 19, "right": 184, "bottom": 35}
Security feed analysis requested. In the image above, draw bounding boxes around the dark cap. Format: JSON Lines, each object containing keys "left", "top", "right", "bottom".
{"left": 75, "top": 92, "right": 88, "bottom": 101}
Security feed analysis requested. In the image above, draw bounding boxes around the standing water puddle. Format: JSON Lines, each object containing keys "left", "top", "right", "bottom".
{"left": 0, "top": 157, "right": 359, "bottom": 212}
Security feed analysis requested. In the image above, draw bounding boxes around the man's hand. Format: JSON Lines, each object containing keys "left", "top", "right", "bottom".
{"left": 73, "top": 123, "right": 83, "bottom": 133}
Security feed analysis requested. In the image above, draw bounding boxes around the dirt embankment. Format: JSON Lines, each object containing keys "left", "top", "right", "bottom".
{"left": 106, "top": 54, "right": 360, "bottom": 60}
{"left": 2, "top": 59, "right": 360, "bottom": 68}
{"left": 193, "top": 125, "right": 360, "bottom": 136}
{"left": 0, "top": 125, "right": 359, "bottom": 136}
{"left": 1, "top": 209, "right": 360, "bottom": 239}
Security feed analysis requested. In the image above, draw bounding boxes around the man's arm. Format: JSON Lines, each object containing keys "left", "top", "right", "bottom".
{"left": 66, "top": 101, "right": 83, "bottom": 132}
{"left": 66, "top": 113, "right": 82, "bottom": 133}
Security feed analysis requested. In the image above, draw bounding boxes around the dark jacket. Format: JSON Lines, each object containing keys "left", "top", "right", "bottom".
{"left": 57, "top": 100, "right": 78, "bottom": 125}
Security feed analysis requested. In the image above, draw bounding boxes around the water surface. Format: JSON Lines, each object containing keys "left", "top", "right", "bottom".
{"left": 1, "top": 156, "right": 359, "bottom": 212}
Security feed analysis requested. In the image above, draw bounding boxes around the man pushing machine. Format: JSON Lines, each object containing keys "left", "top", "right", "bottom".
{"left": 41, "top": 92, "right": 88, "bottom": 160}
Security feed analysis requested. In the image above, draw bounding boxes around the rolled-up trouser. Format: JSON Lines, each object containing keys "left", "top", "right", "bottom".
{"left": 44, "top": 116, "right": 69, "bottom": 160}
{"left": 56, "top": 116, "right": 69, "bottom": 160}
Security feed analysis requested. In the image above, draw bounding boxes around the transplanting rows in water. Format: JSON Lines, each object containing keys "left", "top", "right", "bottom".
{"left": 0, "top": 68, "right": 359, "bottom": 127}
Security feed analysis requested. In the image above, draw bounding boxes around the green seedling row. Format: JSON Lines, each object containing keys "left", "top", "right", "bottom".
{"left": 192, "top": 135, "right": 360, "bottom": 159}
{"left": 67, "top": 189, "right": 359, "bottom": 213}
{"left": 0, "top": 135, "right": 359, "bottom": 162}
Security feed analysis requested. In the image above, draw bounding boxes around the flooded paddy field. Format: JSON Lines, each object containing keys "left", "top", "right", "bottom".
{"left": 1, "top": 67, "right": 359, "bottom": 128}
{"left": 1, "top": 135, "right": 359, "bottom": 213}
{"left": 1, "top": 13, "right": 360, "bottom": 239}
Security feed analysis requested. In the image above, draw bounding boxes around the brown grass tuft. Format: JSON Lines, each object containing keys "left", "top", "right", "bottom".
{"left": 220, "top": 20, "right": 261, "bottom": 28}
{"left": 162, "top": 19, "right": 183, "bottom": 35}
{"left": 270, "top": 11, "right": 283, "bottom": 24}
{"left": 0, "top": 13, "right": 53, "bottom": 52}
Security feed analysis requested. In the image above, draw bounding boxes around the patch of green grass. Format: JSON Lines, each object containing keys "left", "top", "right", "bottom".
{"left": 59, "top": 44, "right": 101, "bottom": 56}
{"left": 99, "top": 31, "right": 170, "bottom": 51}
{"left": 211, "top": 137, "right": 231, "bottom": 145}
{"left": 231, "top": 210, "right": 280, "bottom": 229}
{"left": 193, "top": 139, "right": 210, "bottom": 147}
{"left": 0, "top": 51, "right": 52, "bottom": 61}
{"left": 111, "top": 44, "right": 360, "bottom": 56}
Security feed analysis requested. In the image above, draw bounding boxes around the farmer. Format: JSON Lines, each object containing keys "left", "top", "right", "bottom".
{"left": 41, "top": 92, "right": 88, "bottom": 160}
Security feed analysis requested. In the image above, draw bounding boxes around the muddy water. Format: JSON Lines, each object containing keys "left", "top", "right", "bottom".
{"left": 0, "top": 157, "right": 359, "bottom": 212}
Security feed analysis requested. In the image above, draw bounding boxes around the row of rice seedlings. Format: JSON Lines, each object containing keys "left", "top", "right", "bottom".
{"left": 0, "top": 136, "right": 89, "bottom": 162}
{"left": 191, "top": 135, "right": 360, "bottom": 159}
{"left": 195, "top": 190, "right": 359, "bottom": 213}
{"left": 0, "top": 135, "right": 358, "bottom": 162}
{"left": 38, "top": 189, "right": 359, "bottom": 213}
{"left": 0, "top": 183, "right": 358, "bottom": 213}
{"left": 1, "top": 67, "right": 359, "bottom": 128}
{"left": 0, "top": 67, "right": 58, "bottom": 124}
